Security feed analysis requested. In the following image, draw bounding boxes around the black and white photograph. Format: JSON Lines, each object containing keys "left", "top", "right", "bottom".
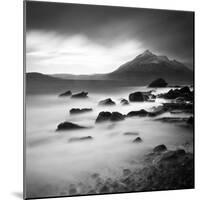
{"left": 25, "top": 1, "right": 194, "bottom": 199}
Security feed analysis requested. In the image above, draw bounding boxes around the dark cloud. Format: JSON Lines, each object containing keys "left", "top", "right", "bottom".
{"left": 26, "top": 1, "right": 194, "bottom": 68}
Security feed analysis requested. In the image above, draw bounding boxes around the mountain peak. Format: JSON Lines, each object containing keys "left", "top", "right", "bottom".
{"left": 139, "top": 49, "right": 154, "bottom": 57}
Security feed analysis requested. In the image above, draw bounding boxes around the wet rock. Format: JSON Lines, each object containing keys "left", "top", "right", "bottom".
{"left": 96, "top": 111, "right": 125, "bottom": 123}
{"left": 163, "top": 102, "right": 193, "bottom": 112}
{"left": 95, "top": 111, "right": 112, "bottom": 123}
{"left": 56, "top": 121, "right": 87, "bottom": 131}
{"left": 59, "top": 90, "right": 72, "bottom": 97}
{"left": 148, "top": 106, "right": 167, "bottom": 117}
{"left": 159, "top": 86, "right": 192, "bottom": 101}
{"left": 70, "top": 108, "right": 92, "bottom": 114}
{"left": 153, "top": 144, "right": 167, "bottom": 153}
{"left": 71, "top": 91, "right": 88, "bottom": 98}
{"left": 68, "top": 136, "right": 93, "bottom": 142}
{"left": 110, "top": 112, "right": 125, "bottom": 121}
{"left": 123, "top": 169, "right": 131, "bottom": 176}
{"left": 133, "top": 137, "right": 143, "bottom": 143}
{"left": 123, "top": 132, "right": 139, "bottom": 136}
{"left": 127, "top": 109, "right": 148, "bottom": 117}
{"left": 148, "top": 78, "right": 168, "bottom": 88}
{"left": 129, "top": 92, "right": 145, "bottom": 102}
{"left": 99, "top": 98, "right": 116, "bottom": 106}
{"left": 120, "top": 99, "right": 129, "bottom": 105}
{"left": 187, "top": 116, "right": 194, "bottom": 125}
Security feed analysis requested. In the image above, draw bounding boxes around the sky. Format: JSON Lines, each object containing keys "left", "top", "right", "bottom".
{"left": 26, "top": 1, "right": 194, "bottom": 74}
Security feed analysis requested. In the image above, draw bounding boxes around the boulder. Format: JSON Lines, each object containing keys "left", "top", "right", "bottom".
{"left": 59, "top": 90, "right": 72, "bottom": 97}
{"left": 71, "top": 91, "right": 88, "bottom": 98}
{"left": 133, "top": 137, "right": 143, "bottom": 143}
{"left": 110, "top": 112, "right": 125, "bottom": 121}
{"left": 70, "top": 108, "right": 92, "bottom": 114}
{"left": 179, "top": 86, "right": 191, "bottom": 94}
{"left": 68, "top": 136, "right": 93, "bottom": 142}
{"left": 95, "top": 111, "right": 124, "bottom": 123}
{"left": 148, "top": 78, "right": 168, "bottom": 87}
{"left": 56, "top": 121, "right": 87, "bottom": 131}
{"left": 129, "top": 92, "right": 145, "bottom": 102}
{"left": 153, "top": 144, "right": 167, "bottom": 153}
{"left": 99, "top": 98, "right": 116, "bottom": 106}
{"left": 163, "top": 102, "right": 193, "bottom": 112}
{"left": 95, "top": 111, "right": 112, "bottom": 123}
{"left": 120, "top": 99, "right": 129, "bottom": 105}
{"left": 127, "top": 109, "right": 148, "bottom": 117}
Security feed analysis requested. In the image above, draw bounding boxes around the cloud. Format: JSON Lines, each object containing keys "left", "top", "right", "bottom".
{"left": 26, "top": 31, "right": 144, "bottom": 74}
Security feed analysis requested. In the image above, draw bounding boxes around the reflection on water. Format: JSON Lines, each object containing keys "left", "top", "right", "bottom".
{"left": 26, "top": 87, "right": 193, "bottom": 198}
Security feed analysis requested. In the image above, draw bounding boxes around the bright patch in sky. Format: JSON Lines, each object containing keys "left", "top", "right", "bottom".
{"left": 26, "top": 31, "right": 144, "bottom": 74}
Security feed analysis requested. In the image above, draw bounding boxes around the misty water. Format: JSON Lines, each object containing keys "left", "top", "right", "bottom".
{"left": 26, "top": 86, "right": 193, "bottom": 197}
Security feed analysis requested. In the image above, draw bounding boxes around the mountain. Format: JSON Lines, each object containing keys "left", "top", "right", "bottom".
{"left": 50, "top": 50, "right": 193, "bottom": 85}
{"left": 108, "top": 50, "right": 193, "bottom": 84}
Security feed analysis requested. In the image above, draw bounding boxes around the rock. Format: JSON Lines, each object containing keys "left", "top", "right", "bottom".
{"left": 70, "top": 108, "right": 92, "bottom": 114}
{"left": 120, "top": 99, "right": 129, "bottom": 105}
{"left": 148, "top": 78, "right": 168, "bottom": 87}
{"left": 158, "top": 149, "right": 186, "bottom": 163}
{"left": 71, "top": 91, "right": 88, "bottom": 98}
{"left": 95, "top": 111, "right": 112, "bottom": 123}
{"left": 99, "top": 98, "right": 116, "bottom": 106}
{"left": 68, "top": 136, "right": 93, "bottom": 142}
{"left": 179, "top": 86, "right": 191, "bottom": 94}
{"left": 129, "top": 92, "right": 145, "bottom": 102}
{"left": 133, "top": 137, "right": 143, "bottom": 143}
{"left": 123, "top": 132, "right": 139, "bottom": 136}
{"left": 153, "top": 144, "right": 167, "bottom": 153}
{"left": 123, "top": 169, "right": 131, "bottom": 176}
{"left": 160, "top": 86, "right": 192, "bottom": 100}
{"left": 95, "top": 111, "right": 124, "bottom": 123}
{"left": 127, "top": 109, "right": 148, "bottom": 117}
{"left": 56, "top": 121, "right": 87, "bottom": 131}
{"left": 110, "top": 112, "right": 125, "bottom": 121}
{"left": 187, "top": 116, "right": 194, "bottom": 125}
{"left": 163, "top": 102, "right": 193, "bottom": 112}
{"left": 59, "top": 90, "right": 72, "bottom": 97}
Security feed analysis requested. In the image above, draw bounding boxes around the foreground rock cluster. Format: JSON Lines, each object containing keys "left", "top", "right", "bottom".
{"left": 57, "top": 145, "right": 194, "bottom": 196}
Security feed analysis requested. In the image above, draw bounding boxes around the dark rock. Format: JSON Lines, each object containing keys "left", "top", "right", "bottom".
{"left": 95, "top": 111, "right": 112, "bottom": 123}
{"left": 99, "top": 98, "right": 116, "bottom": 106}
{"left": 159, "top": 86, "right": 192, "bottom": 101}
{"left": 163, "top": 102, "right": 193, "bottom": 112}
{"left": 59, "top": 90, "right": 72, "bottom": 97}
{"left": 68, "top": 136, "right": 93, "bottom": 142}
{"left": 96, "top": 111, "right": 125, "bottom": 123}
{"left": 129, "top": 92, "right": 145, "bottom": 102}
{"left": 153, "top": 144, "right": 167, "bottom": 153}
{"left": 123, "top": 169, "right": 131, "bottom": 176}
{"left": 187, "top": 116, "right": 194, "bottom": 125}
{"left": 127, "top": 109, "right": 148, "bottom": 117}
{"left": 56, "top": 121, "right": 87, "bottom": 131}
{"left": 148, "top": 78, "right": 168, "bottom": 88}
{"left": 124, "top": 132, "right": 139, "bottom": 136}
{"left": 120, "top": 99, "right": 129, "bottom": 105}
{"left": 148, "top": 106, "right": 167, "bottom": 117}
{"left": 71, "top": 91, "right": 88, "bottom": 98}
{"left": 133, "top": 137, "right": 143, "bottom": 143}
{"left": 179, "top": 86, "right": 191, "bottom": 94}
{"left": 70, "top": 108, "right": 92, "bottom": 114}
{"left": 110, "top": 112, "right": 125, "bottom": 121}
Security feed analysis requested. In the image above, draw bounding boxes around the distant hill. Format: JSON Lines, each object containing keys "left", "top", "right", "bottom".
{"left": 50, "top": 50, "right": 193, "bottom": 85}
{"left": 26, "top": 50, "right": 193, "bottom": 94}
